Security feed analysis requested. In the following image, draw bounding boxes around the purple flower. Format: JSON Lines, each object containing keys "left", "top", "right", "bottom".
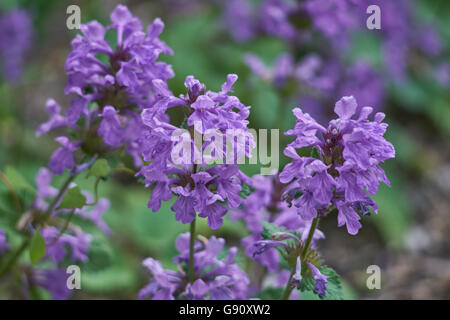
{"left": 260, "top": 0, "right": 297, "bottom": 40}
{"left": 31, "top": 268, "right": 72, "bottom": 300}
{"left": 281, "top": 96, "right": 395, "bottom": 234}
{"left": 253, "top": 240, "right": 289, "bottom": 257}
{"left": 139, "top": 258, "right": 179, "bottom": 300}
{"left": 339, "top": 61, "right": 385, "bottom": 112}
{"left": 76, "top": 195, "right": 112, "bottom": 235}
{"left": 65, "top": 5, "right": 173, "bottom": 110}
{"left": 244, "top": 54, "right": 270, "bottom": 80}
{"left": 36, "top": 99, "right": 70, "bottom": 137}
{"left": 138, "top": 74, "right": 255, "bottom": 229}
{"left": 223, "top": 0, "right": 256, "bottom": 42}
{"left": 32, "top": 167, "right": 58, "bottom": 211}
{"left": 41, "top": 226, "right": 92, "bottom": 263}
{"left": 171, "top": 185, "right": 197, "bottom": 225}
{"left": 0, "top": 9, "right": 33, "bottom": 83}
{"left": 303, "top": 0, "right": 356, "bottom": 43}
{"left": 38, "top": 5, "right": 174, "bottom": 167}
{"left": 97, "top": 106, "right": 123, "bottom": 147}
{"left": 291, "top": 257, "right": 302, "bottom": 288}
{"left": 307, "top": 263, "right": 328, "bottom": 296}
{"left": 48, "top": 137, "right": 80, "bottom": 175}
{"left": 245, "top": 53, "right": 295, "bottom": 88}
{"left": 139, "top": 233, "right": 249, "bottom": 300}
{"left": 0, "top": 229, "right": 10, "bottom": 254}
{"left": 242, "top": 234, "right": 279, "bottom": 272}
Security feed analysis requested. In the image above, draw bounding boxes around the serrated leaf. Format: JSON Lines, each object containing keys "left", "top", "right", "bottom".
{"left": 318, "top": 266, "right": 344, "bottom": 300}
{"left": 260, "top": 221, "right": 287, "bottom": 240}
{"left": 87, "top": 159, "right": 111, "bottom": 178}
{"left": 299, "top": 277, "right": 315, "bottom": 292}
{"left": 29, "top": 228, "right": 46, "bottom": 264}
{"left": 4, "top": 166, "right": 35, "bottom": 194}
{"left": 57, "top": 186, "right": 86, "bottom": 209}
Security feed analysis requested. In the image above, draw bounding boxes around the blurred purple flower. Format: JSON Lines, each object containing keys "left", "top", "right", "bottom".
{"left": 48, "top": 137, "right": 80, "bottom": 175}
{"left": 0, "top": 9, "right": 33, "bottom": 83}
{"left": 0, "top": 229, "right": 10, "bottom": 254}
{"left": 224, "top": 0, "right": 256, "bottom": 42}
{"left": 41, "top": 227, "right": 92, "bottom": 263}
{"left": 139, "top": 233, "right": 249, "bottom": 300}
{"left": 31, "top": 268, "right": 72, "bottom": 300}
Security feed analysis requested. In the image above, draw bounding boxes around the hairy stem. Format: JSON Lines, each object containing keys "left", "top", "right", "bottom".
{"left": 301, "top": 217, "right": 319, "bottom": 263}
{"left": 42, "top": 173, "right": 77, "bottom": 221}
{"left": 280, "top": 217, "right": 320, "bottom": 300}
{"left": 281, "top": 271, "right": 295, "bottom": 300}
{"left": 188, "top": 218, "right": 196, "bottom": 283}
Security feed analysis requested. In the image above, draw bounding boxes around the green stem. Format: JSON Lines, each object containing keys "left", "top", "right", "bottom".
{"left": 85, "top": 177, "right": 101, "bottom": 206}
{"left": 281, "top": 271, "right": 295, "bottom": 300}
{"left": 188, "top": 218, "right": 196, "bottom": 283}
{"left": 0, "top": 238, "right": 29, "bottom": 278}
{"left": 280, "top": 217, "right": 320, "bottom": 300}
{"left": 49, "top": 209, "right": 76, "bottom": 246}
{"left": 42, "top": 173, "right": 77, "bottom": 221}
{"left": 301, "top": 217, "right": 319, "bottom": 262}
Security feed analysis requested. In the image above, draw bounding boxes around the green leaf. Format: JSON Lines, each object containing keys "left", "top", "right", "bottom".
{"left": 239, "top": 182, "right": 255, "bottom": 199}
{"left": 298, "top": 266, "right": 344, "bottom": 300}
{"left": 29, "top": 228, "right": 46, "bottom": 265}
{"left": 261, "top": 221, "right": 287, "bottom": 240}
{"left": 257, "top": 287, "right": 284, "bottom": 300}
{"left": 310, "top": 147, "right": 320, "bottom": 159}
{"left": 299, "top": 277, "right": 315, "bottom": 292}
{"left": 4, "top": 166, "right": 35, "bottom": 194}
{"left": 57, "top": 186, "right": 86, "bottom": 209}
{"left": 87, "top": 159, "right": 111, "bottom": 178}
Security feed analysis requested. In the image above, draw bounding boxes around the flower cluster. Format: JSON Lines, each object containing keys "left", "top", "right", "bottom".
{"left": 0, "top": 3, "right": 402, "bottom": 301}
{"left": 223, "top": 0, "right": 358, "bottom": 45}
{"left": 37, "top": 5, "right": 174, "bottom": 170}
{"left": 280, "top": 96, "right": 395, "bottom": 235}
{"left": 245, "top": 53, "right": 384, "bottom": 120}
{"left": 137, "top": 74, "right": 255, "bottom": 229}
{"left": 139, "top": 233, "right": 249, "bottom": 300}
